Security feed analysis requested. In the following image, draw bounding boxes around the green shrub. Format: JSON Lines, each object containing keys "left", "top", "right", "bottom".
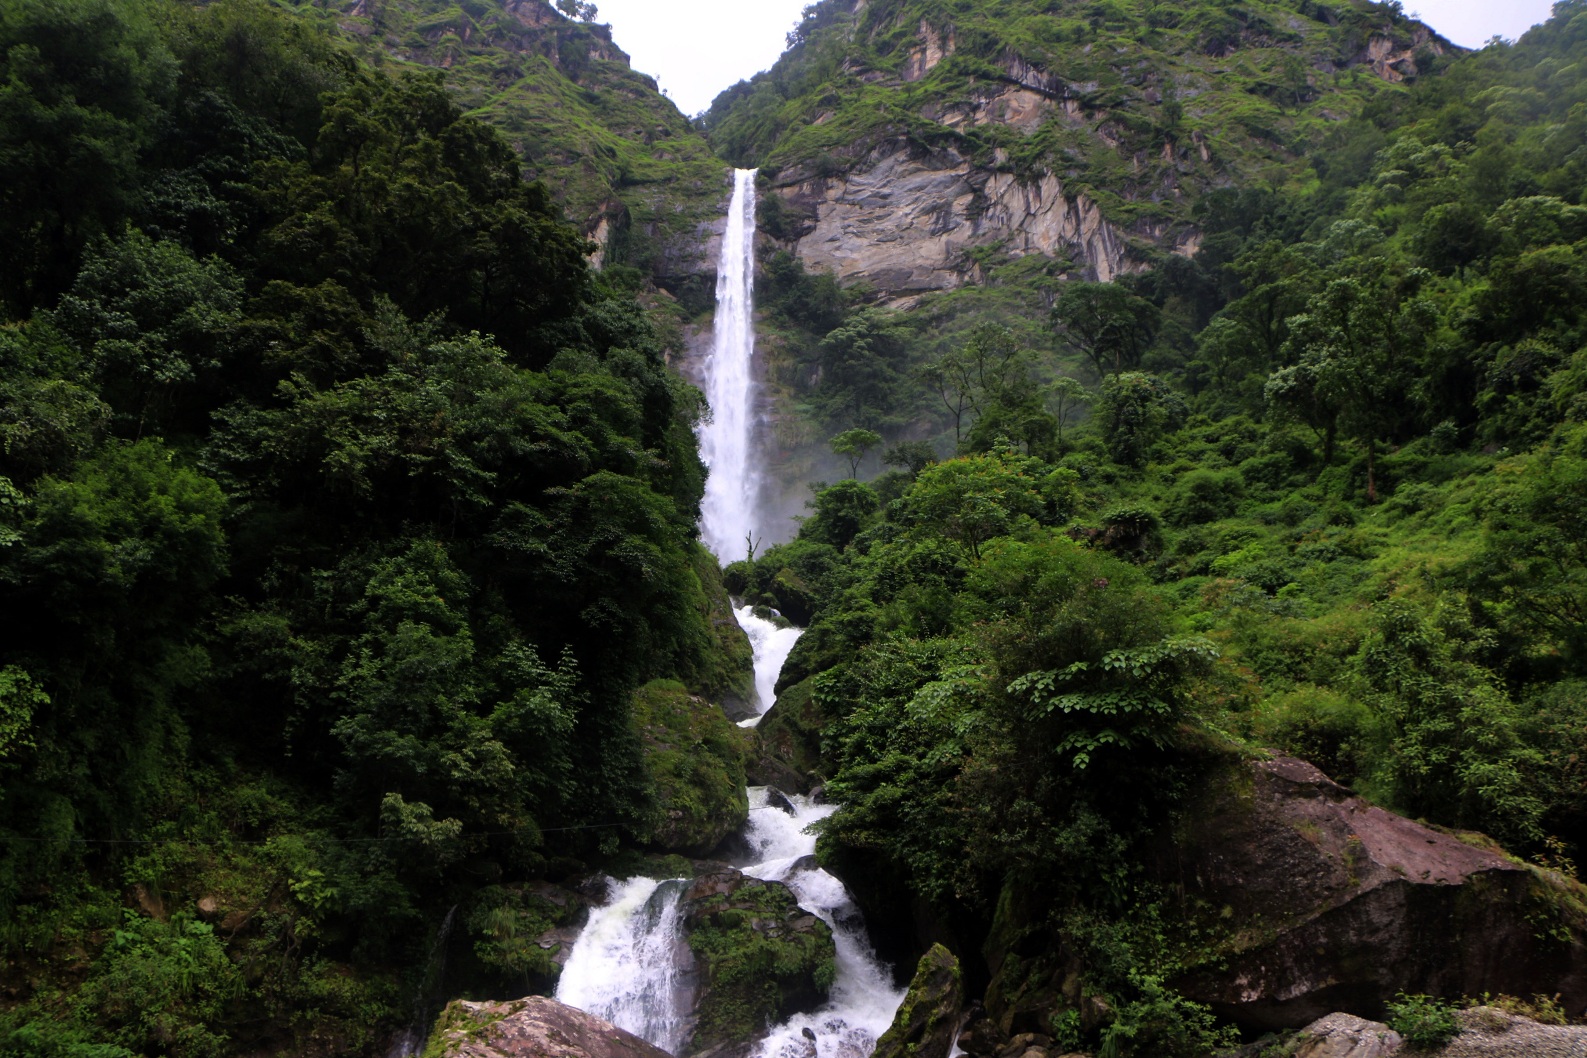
{"left": 1387, "top": 993, "right": 1460, "bottom": 1050}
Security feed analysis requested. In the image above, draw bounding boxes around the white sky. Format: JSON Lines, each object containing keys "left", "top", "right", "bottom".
{"left": 592, "top": 0, "right": 1561, "bottom": 118}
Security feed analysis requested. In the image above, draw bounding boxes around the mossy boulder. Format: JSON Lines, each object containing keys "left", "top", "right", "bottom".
{"left": 632, "top": 680, "right": 749, "bottom": 854}
{"left": 874, "top": 944, "right": 964, "bottom": 1058}
{"left": 745, "top": 676, "right": 826, "bottom": 793}
{"left": 681, "top": 867, "right": 836, "bottom": 1052}
{"left": 688, "top": 546, "right": 758, "bottom": 722}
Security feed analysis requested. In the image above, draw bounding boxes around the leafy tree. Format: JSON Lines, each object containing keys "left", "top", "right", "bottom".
{"left": 1052, "top": 282, "right": 1163, "bottom": 378}
{"left": 1277, "top": 260, "right": 1437, "bottom": 501}
{"left": 1096, "top": 373, "right": 1186, "bottom": 468}
{"left": 830, "top": 427, "right": 882, "bottom": 478}
{"left": 0, "top": 0, "right": 174, "bottom": 311}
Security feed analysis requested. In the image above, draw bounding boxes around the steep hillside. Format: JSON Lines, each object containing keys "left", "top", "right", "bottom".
{"left": 704, "top": 0, "right": 1456, "bottom": 299}
{"left": 272, "top": 0, "right": 728, "bottom": 291}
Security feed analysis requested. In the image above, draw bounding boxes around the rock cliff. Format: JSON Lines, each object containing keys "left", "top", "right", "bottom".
{"left": 706, "top": 0, "right": 1459, "bottom": 301}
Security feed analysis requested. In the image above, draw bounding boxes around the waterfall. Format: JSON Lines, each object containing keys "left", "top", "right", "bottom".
{"left": 555, "top": 877, "right": 694, "bottom": 1055}
{"left": 699, "top": 168, "right": 762, "bottom": 564}
{"left": 738, "top": 789, "right": 907, "bottom": 1058}
{"left": 733, "top": 604, "right": 802, "bottom": 728}
{"left": 554, "top": 169, "right": 904, "bottom": 1058}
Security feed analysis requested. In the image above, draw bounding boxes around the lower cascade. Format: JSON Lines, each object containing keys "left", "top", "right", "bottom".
{"left": 552, "top": 167, "right": 906, "bottom": 1057}
{"left": 554, "top": 878, "right": 694, "bottom": 1055}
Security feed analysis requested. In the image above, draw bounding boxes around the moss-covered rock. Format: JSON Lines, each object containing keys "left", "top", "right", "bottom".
{"left": 746, "top": 677, "right": 826, "bottom": 793}
{"left": 632, "top": 680, "right": 749, "bottom": 854}
{"left": 874, "top": 944, "right": 964, "bottom": 1058}
{"left": 688, "top": 545, "right": 758, "bottom": 722}
{"left": 1161, "top": 755, "right": 1587, "bottom": 1030}
{"left": 681, "top": 867, "right": 836, "bottom": 1052}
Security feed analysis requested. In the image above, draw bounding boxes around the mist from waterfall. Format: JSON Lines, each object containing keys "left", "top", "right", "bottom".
{"left": 699, "top": 168, "right": 762, "bottom": 565}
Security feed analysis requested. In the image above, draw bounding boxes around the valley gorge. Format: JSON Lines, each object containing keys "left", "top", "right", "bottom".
{"left": 3, "top": 2, "right": 1587, "bottom": 1058}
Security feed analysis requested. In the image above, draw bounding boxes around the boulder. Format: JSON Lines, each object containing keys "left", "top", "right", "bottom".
{"left": 1292, "top": 1013, "right": 1402, "bottom": 1058}
{"left": 873, "top": 944, "right": 964, "bottom": 1058}
{"left": 425, "top": 996, "right": 671, "bottom": 1058}
{"left": 745, "top": 677, "right": 825, "bottom": 794}
{"left": 631, "top": 680, "right": 749, "bottom": 854}
{"left": 680, "top": 866, "right": 835, "bottom": 1053}
{"left": 1162, "top": 756, "right": 1587, "bottom": 1030}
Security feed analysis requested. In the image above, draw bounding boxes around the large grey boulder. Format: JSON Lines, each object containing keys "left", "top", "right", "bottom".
{"left": 424, "top": 997, "right": 672, "bottom": 1058}
{"left": 1293, "top": 1013, "right": 1402, "bottom": 1058}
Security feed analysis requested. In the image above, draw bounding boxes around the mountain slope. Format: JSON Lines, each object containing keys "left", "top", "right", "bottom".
{"left": 273, "top": 0, "right": 728, "bottom": 290}
{"left": 703, "top": 0, "right": 1456, "bottom": 299}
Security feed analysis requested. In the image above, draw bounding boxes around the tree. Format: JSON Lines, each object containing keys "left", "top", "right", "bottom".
{"left": 1096, "top": 373, "right": 1186, "bottom": 468}
{"left": 883, "top": 440, "right": 937, "bottom": 476}
{"left": 1277, "top": 263, "right": 1436, "bottom": 502}
{"left": 1048, "top": 376, "right": 1092, "bottom": 448}
{"left": 830, "top": 428, "right": 882, "bottom": 478}
{"left": 907, "top": 452, "right": 1045, "bottom": 561}
{"left": 555, "top": 0, "right": 599, "bottom": 20}
{"left": 0, "top": 0, "right": 174, "bottom": 312}
{"left": 1052, "top": 282, "right": 1162, "bottom": 378}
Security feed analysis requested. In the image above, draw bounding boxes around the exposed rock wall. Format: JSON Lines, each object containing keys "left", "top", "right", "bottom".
{"left": 769, "top": 142, "right": 1133, "bottom": 302}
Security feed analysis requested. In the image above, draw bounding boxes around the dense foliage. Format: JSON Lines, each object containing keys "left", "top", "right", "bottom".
{"left": 715, "top": 3, "right": 1587, "bottom": 1054}
{"left": 0, "top": 1, "right": 733, "bottom": 1052}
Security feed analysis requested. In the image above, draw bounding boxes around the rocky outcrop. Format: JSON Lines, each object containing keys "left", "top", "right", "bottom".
{"left": 769, "top": 142, "right": 1132, "bottom": 302}
{"left": 1292, "top": 1008, "right": 1587, "bottom": 1058}
{"left": 425, "top": 996, "right": 672, "bottom": 1058}
{"left": 680, "top": 867, "right": 836, "bottom": 1052}
{"left": 873, "top": 944, "right": 964, "bottom": 1058}
{"left": 1162, "top": 756, "right": 1587, "bottom": 1030}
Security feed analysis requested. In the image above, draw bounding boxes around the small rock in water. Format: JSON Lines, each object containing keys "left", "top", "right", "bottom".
{"left": 764, "top": 788, "right": 798, "bottom": 815}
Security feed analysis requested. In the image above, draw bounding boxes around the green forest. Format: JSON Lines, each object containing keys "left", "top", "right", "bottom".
{"left": 2, "top": 0, "right": 1587, "bottom": 1055}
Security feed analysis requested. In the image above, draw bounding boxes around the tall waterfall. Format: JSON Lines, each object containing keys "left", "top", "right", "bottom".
{"left": 699, "top": 168, "right": 762, "bottom": 564}
{"left": 553, "top": 169, "right": 904, "bottom": 1058}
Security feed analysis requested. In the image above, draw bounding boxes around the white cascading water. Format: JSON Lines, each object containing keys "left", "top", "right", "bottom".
{"left": 739, "top": 789, "right": 907, "bottom": 1058}
{"left": 734, "top": 604, "right": 802, "bottom": 728}
{"left": 555, "top": 877, "right": 694, "bottom": 1055}
{"left": 555, "top": 168, "right": 904, "bottom": 1058}
{"left": 698, "top": 168, "right": 762, "bottom": 563}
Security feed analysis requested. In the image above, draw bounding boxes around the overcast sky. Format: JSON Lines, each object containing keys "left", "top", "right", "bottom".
{"left": 591, "top": 0, "right": 1562, "bottom": 117}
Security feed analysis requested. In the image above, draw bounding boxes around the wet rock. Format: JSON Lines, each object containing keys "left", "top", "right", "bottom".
{"left": 1162, "top": 756, "right": 1587, "bottom": 1030}
{"left": 680, "top": 867, "right": 836, "bottom": 1054}
{"left": 425, "top": 996, "right": 672, "bottom": 1058}
{"left": 764, "top": 789, "right": 798, "bottom": 816}
{"left": 873, "top": 944, "right": 964, "bottom": 1058}
{"left": 1292, "top": 1013, "right": 1402, "bottom": 1058}
{"left": 746, "top": 678, "right": 825, "bottom": 795}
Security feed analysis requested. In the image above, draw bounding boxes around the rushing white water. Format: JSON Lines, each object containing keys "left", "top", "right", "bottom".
{"left": 698, "top": 168, "right": 762, "bottom": 564}
{"left": 555, "top": 877, "right": 694, "bottom": 1055}
{"left": 555, "top": 170, "right": 902, "bottom": 1058}
{"left": 735, "top": 604, "right": 802, "bottom": 728}
{"left": 739, "top": 788, "right": 906, "bottom": 1058}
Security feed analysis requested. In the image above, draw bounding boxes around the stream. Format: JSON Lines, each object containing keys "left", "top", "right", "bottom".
{"left": 552, "top": 168, "right": 906, "bottom": 1058}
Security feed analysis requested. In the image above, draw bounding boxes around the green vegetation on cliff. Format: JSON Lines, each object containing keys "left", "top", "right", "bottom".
{"left": 705, "top": 0, "right": 1454, "bottom": 228}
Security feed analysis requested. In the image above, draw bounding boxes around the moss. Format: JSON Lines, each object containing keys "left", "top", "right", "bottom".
{"left": 685, "top": 879, "right": 836, "bottom": 1051}
{"left": 631, "top": 679, "right": 749, "bottom": 854}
